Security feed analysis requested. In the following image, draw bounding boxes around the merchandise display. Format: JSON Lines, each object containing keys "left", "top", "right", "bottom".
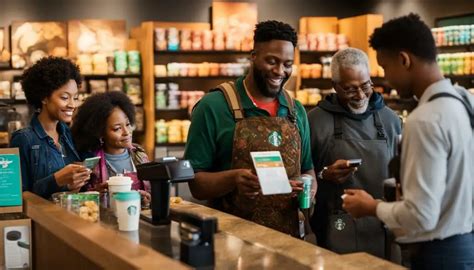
{"left": 438, "top": 52, "right": 474, "bottom": 75}
{"left": 432, "top": 25, "right": 474, "bottom": 47}
{"left": 154, "top": 27, "right": 253, "bottom": 52}
{"left": 295, "top": 88, "right": 323, "bottom": 106}
{"left": 155, "top": 119, "right": 191, "bottom": 144}
{"left": 298, "top": 33, "right": 349, "bottom": 51}
{"left": 154, "top": 61, "right": 249, "bottom": 77}
{"left": 155, "top": 83, "right": 204, "bottom": 111}
{"left": 124, "top": 78, "right": 143, "bottom": 105}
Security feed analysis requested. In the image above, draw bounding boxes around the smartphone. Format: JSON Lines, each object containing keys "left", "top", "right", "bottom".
{"left": 347, "top": 159, "right": 362, "bottom": 168}
{"left": 83, "top": 156, "right": 100, "bottom": 169}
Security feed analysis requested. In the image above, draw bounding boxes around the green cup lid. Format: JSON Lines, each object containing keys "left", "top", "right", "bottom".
{"left": 113, "top": 191, "right": 140, "bottom": 201}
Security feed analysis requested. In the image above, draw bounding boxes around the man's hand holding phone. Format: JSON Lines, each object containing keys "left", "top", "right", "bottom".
{"left": 321, "top": 159, "right": 361, "bottom": 184}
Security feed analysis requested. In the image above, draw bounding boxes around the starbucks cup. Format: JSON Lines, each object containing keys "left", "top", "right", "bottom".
{"left": 298, "top": 174, "right": 313, "bottom": 209}
{"left": 107, "top": 175, "right": 132, "bottom": 216}
{"left": 114, "top": 191, "right": 141, "bottom": 231}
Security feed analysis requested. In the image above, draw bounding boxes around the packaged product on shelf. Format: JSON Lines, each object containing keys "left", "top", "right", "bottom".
{"left": 124, "top": 78, "right": 142, "bottom": 105}
{"left": 241, "top": 32, "right": 254, "bottom": 52}
{"left": 0, "top": 81, "right": 11, "bottom": 99}
{"left": 307, "top": 88, "right": 322, "bottom": 105}
{"left": 168, "top": 90, "right": 180, "bottom": 109}
{"left": 107, "top": 56, "right": 115, "bottom": 74}
{"left": 92, "top": 53, "right": 108, "bottom": 75}
{"left": 181, "top": 120, "right": 191, "bottom": 142}
{"left": 296, "top": 90, "right": 308, "bottom": 105}
{"left": 77, "top": 54, "right": 93, "bottom": 75}
{"left": 300, "top": 64, "right": 310, "bottom": 79}
{"left": 191, "top": 30, "right": 203, "bottom": 51}
{"left": 225, "top": 31, "right": 238, "bottom": 51}
{"left": 127, "top": 51, "right": 141, "bottom": 74}
{"left": 298, "top": 34, "right": 309, "bottom": 51}
{"left": 107, "top": 78, "right": 123, "bottom": 92}
{"left": 180, "top": 91, "right": 188, "bottom": 109}
{"left": 154, "top": 65, "right": 168, "bottom": 77}
{"left": 213, "top": 31, "right": 225, "bottom": 51}
{"left": 167, "top": 120, "right": 183, "bottom": 143}
{"left": 209, "top": 63, "right": 220, "bottom": 76}
{"left": 156, "top": 119, "right": 168, "bottom": 143}
{"left": 178, "top": 63, "right": 188, "bottom": 77}
{"left": 167, "top": 28, "right": 179, "bottom": 51}
{"left": 180, "top": 29, "right": 192, "bottom": 51}
{"left": 135, "top": 106, "right": 144, "bottom": 132}
{"left": 187, "top": 63, "right": 198, "bottom": 77}
{"left": 11, "top": 82, "right": 25, "bottom": 100}
{"left": 89, "top": 80, "right": 107, "bottom": 94}
{"left": 114, "top": 50, "right": 128, "bottom": 74}
{"left": 198, "top": 62, "right": 210, "bottom": 77}
{"left": 310, "top": 64, "right": 322, "bottom": 79}
{"left": 202, "top": 30, "right": 213, "bottom": 51}
{"left": 154, "top": 28, "right": 167, "bottom": 51}
{"left": 156, "top": 90, "right": 167, "bottom": 109}
{"left": 166, "top": 63, "right": 179, "bottom": 77}
{"left": 308, "top": 33, "right": 318, "bottom": 51}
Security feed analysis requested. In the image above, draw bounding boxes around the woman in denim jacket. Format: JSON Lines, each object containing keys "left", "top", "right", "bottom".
{"left": 71, "top": 91, "right": 151, "bottom": 207}
{"left": 10, "top": 57, "right": 91, "bottom": 199}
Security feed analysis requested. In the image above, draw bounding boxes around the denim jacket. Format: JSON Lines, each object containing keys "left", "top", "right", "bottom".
{"left": 9, "top": 113, "right": 81, "bottom": 198}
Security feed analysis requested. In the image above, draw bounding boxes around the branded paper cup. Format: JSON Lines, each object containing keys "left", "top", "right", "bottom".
{"left": 114, "top": 191, "right": 141, "bottom": 231}
{"left": 107, "top": 175, "right": 132, "bottom": 215}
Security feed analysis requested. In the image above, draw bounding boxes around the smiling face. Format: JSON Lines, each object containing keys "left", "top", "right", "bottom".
{"left": 41, "top": 79, "right": 78, "bottom": 123}
{"left": 334, "top": 66, "right": 373, "bottom": 114}
{"left": 251, "top": 40, "right": 294, "bottom": 98}
{"left": 103, "top": 107, "right": 133, "bottom": 155}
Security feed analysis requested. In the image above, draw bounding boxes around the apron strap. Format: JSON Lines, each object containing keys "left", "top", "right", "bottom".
{"left": 215, "top": 81, "right": 244, "bottom": 121}
{"left": 282, "top": 89, "right": 298, "bottom": 125}
{"left": 373, "top": 112, "right": 387, "bottom": 140}
{"left": 333, "top": 115, "right": 343, "bottom": 139}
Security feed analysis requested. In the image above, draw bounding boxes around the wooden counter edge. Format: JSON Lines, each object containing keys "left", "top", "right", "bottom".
{"left": 171, "top": 201, "right": 406, "bottom": 270}
{"left": 23, "top": 192, "right": 190, "bottom": 270}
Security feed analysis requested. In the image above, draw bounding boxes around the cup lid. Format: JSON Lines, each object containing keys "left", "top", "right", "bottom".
{"left": 114, "top": 191, "right": 140, "bottom": 201}
{"left": 299, "top": 174, "right": 313, "bottom": 185}
{"left": 107, "top": 175, "right": 132, "bottom": 185}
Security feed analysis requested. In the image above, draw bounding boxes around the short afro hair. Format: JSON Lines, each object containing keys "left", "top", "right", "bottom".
{"left": 254, "top": 20, "right": 297, "bottom": 48}
{"left": 369, "top": 13, "right": 437, "bottom": 62}
{"left": 21, "top": 56, "right": 82, "bottom": 109}
{"left": 71, "top": 91, "right": 136, "bottom": 153}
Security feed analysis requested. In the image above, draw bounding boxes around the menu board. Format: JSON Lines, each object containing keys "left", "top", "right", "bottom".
{"left": 0, "top": 148, "right": 22, "bottom": 208}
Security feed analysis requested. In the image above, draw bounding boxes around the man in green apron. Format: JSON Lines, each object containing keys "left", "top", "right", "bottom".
{"left": 308, "top": 48, "right": 402, "bottom": 257}
{"left": 184, "top": 20, "right": 316, "bottom": 237}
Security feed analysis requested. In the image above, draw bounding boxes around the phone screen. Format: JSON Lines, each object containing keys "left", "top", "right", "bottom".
{"left": 348, "top": 159, "right": 362, "bottom": 167}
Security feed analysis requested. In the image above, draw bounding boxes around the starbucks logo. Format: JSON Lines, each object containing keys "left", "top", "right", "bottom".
{"left": 334, "top": 218, "right": 345, "bottom": 231}
{"left": 127, "top": 205, "right": 137, "bottom": 216}
{"left": 268, "top": 131, "right": 282, "bottom": 147}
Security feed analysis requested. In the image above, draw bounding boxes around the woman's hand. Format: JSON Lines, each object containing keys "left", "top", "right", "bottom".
{"left": 54, "top": 164, "right": 91, "bottom": 190}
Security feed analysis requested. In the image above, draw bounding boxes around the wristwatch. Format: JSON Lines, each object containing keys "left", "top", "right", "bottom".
{"left": 317, "top": 166, "right": 328, "bottom": 180}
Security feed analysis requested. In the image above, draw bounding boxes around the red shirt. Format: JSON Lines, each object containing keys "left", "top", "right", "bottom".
{"left": 249, "top": 95, "right": 279, "bottom": 117}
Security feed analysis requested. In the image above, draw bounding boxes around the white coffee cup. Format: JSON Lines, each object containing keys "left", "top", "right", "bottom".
{"left": 114, "top": 191, "right": 141, "bottom": 231}
{"left": 107, "top": 175, "right": 132, "bottom": 216}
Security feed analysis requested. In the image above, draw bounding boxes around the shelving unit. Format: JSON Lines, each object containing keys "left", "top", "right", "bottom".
{"left": 134, "top": 21, "right": 253, "bottom": 158}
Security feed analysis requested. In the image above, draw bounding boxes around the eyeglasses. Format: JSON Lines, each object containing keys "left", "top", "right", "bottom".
{"left": 336, "top": 80, "right": 374, "bottom": 97}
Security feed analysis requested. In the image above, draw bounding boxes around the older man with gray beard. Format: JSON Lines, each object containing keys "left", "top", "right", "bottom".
{"left": 308, "top": 48, "right": 401, "bottom": 259}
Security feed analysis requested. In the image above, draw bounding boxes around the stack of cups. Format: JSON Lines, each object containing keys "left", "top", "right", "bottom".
{"left": 114, "top": 191, "right": 141, "bottom": 231}
{"left": 107, "top": 175, "right": 132, "bottom": 216}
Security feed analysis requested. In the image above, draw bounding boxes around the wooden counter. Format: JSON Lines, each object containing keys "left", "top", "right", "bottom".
{"left": 23, "top": 192, "right": 406, "bottom": 269}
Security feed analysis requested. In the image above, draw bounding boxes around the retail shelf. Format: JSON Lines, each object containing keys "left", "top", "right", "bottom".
{"left": 154, "top": 50, "right": 251, "bottom": 54}
{"left": 299, "top": 50, "right": 338, "bottom": 55}
{"left": 444, "top": 74, "right": 474, "bottom": 79}
{"left": 155, "top": 76, "right": 240, "bottom": 80}
{"left": 156, "top": 108, "right": 189, "bottom": 119}
{"left": 82, "top": 74, "right": 141, "bottom": 79}
{"left": 0, "top": 99, "right": 27, "bottom": 105}
{"left": 155, "top": 142, "right": 186, "bottom": 147}
{"left": 0, "top": 66, "right": 23, "bottom": 71}
{"left": 436, "top": 44, "right": 474, "bottom": 52}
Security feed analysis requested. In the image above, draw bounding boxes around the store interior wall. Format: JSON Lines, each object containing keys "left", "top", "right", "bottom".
{"left": 1, "top": 0, "right": 473, "bottom": 31}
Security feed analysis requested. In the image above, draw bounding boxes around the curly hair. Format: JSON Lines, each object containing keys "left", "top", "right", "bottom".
{"left": 369, "top": 13, "right": 437, "bottom": 62}
{"left": 71, "top": 91, "right": 136, "bottom": 153}
{"left": 21, "top": 56, "right": 82, "bottom": 109}
{"left": 254, "top": 20, "right": 297, "bottom": 48}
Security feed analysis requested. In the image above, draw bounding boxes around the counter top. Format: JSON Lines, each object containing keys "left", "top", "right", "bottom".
{"left": 23, "top": 192, "right": 406, "bottom": 269}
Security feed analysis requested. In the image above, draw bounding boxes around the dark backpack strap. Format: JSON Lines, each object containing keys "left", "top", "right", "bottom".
{"left": 333, "top": 114, "right": 343, "bottom": 139}
{"left": 428, "top": 92, "right": 474, "bottom": 128}
{"left": 213, "top": 81, "right": 244, "bottom": 121}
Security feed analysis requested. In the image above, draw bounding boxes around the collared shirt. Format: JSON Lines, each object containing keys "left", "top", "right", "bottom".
{"left": 376, "top": 79, "right": 474, "bottom": 243}
{"left": 184, "top": 76, "right": 313, "bottom": 172}
{"left": 9, "top": 113, "right": 81, "bottom": 198}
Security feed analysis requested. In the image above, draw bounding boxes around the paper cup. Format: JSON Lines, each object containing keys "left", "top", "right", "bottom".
{"left": 107, "top": 175, "right": 132, "bottom": 216}
{"left": 114, "top": 191, "right": 141, "bottom": 231}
